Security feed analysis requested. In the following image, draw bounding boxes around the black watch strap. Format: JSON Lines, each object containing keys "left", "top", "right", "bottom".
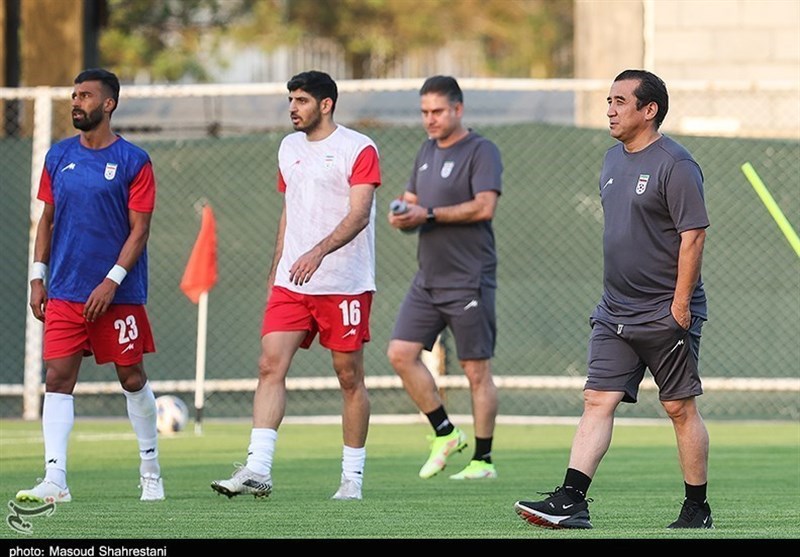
{"left": 427, "top": 207, "right": 436, "bottom": 223}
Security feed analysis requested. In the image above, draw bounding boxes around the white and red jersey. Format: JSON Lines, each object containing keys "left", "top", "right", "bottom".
{"left": 275, "top": 124, "right": 381, "bottom": 295}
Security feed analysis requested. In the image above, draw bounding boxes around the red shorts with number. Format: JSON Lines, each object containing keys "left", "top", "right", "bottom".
{"left": 261, "top": 286, "right": 372, "bottom": 352}
{"left": 43, "top": 299, "right": 156, "bottom": 365}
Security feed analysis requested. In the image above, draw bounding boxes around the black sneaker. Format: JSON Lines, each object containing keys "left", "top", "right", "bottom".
{"left": 514, "top": 486, "right": 593, "bottom": 529}
{"left": 667, "top": 498, "right": 713, "bottom": 529}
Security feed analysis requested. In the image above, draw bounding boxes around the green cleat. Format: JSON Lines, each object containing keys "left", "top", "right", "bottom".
{"left": 449, "top": 459, "right": 497, "bottom": 480}
{"left": 419, "top": 428, "right": 468, "bottom": 479}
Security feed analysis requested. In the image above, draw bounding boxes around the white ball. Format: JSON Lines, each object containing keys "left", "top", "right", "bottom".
{"left": 156, "top": 395, "right": 189, "bottom": 434}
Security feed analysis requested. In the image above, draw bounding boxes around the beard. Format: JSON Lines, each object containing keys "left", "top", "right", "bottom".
{"left": 292, "top": 109, "right": 322, "bottom": 134}
{"left": 72, "top": 105, "right": 104, "bottom": 131}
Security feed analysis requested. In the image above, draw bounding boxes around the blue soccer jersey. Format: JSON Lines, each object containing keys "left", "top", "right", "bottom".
{"left": 37, "top": 135, "right": 156, "bottom": 304}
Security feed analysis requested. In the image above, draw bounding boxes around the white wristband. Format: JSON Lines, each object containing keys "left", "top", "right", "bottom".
{"left": 106, "top": 264, "right": 128, "bottom": 285}
{"left": 30, "top": 261, "right": 48, "bottom": 282}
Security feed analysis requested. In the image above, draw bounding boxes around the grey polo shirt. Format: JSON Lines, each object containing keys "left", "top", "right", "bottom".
{"left": 407, "top": 131, "right": 503, "bottom": 289}
{"left": 592, "top": 135, "right": 709, "bottom": 324}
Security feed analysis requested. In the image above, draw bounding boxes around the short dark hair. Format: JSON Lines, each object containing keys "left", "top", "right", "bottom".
{"left": 614, "top": 69, "right": 669, "bottom": 128}
{"left": 75, "top": 68, "right": 120, "bottom": 114}
{"left": 419, "top": 75, "right": 463, "bottom": 105}
{"left": 287, "top": 70, "right": 338, "bottom": 114}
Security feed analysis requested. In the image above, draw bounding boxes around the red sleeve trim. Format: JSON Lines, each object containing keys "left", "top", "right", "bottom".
{"left": 350, "top": 145, "right": 381, "bottom": 187}
{"left": 128, "top": 161, "right": 157, "bottom": 212}
{"left": 37, "top": 167, "right": 54, "bottom": 203}
{"left": 277, "top": 169, "right": 287, "bottom": 193}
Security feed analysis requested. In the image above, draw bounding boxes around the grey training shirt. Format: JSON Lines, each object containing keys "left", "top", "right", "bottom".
{"left": 407, "top": 131, "right": 503, "bottom": 289}
{"left": 592, "top": 135, "right": 709, "bottom": 324}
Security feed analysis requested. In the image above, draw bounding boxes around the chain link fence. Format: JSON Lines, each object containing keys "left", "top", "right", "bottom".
{"left": 1, "top": 79, "right": 798, "bottom": 422}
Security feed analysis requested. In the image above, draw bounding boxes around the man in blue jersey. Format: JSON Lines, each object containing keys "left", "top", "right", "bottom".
{"left": 514, "top": 70, "right": 712, "bottom": 529}
{"left": 17, "top": 68, "right": 164, "bottom": 504}
{"left": 387, "top": 76, "right": 503, "bottom": 481}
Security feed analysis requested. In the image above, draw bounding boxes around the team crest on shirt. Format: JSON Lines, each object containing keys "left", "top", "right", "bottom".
{"left": 441, "top": 161, "right": 454, "bottom": 178}
{"left": 324, "top": 154, "right": 334, "bottom": 168}
{"left": 104, "top": 163, "right": 118, "bottom": 180}
{"left": 636, "top": 174, "right": 650, "bottom": 195}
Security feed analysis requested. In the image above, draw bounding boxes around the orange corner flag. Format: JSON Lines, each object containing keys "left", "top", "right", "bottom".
{"left": 180, "top": 204, "right": 218, "bottom": 303}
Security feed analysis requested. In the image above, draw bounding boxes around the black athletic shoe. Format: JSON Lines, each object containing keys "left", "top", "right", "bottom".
{"left": 514, "top": 486, "right": 593, "bottom": 529}
{"left": 667, "top": 498, "right": 714, "bottom": 529}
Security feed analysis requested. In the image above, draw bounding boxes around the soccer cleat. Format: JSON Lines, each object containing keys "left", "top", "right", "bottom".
{"left": 331, "top": 474, "right": 362, "bottom": 500}
{"left": 139, "top": 473, "right": 165, "bottom": 501}
{"left": 449, "top": 459, "right": 498, "bottom": 480}
{"left": 418, "top": 428, "right": 468, "bottom": 479}
{"left": 667, "top": 498, "right": 714, "bottom": 529}
{"left": 16, "top": 479, "right": 72, "bottom": 504}
{"left": 211, "top": 463, "right": 272, "bottom": 499}
{"left": 514, "top": 486, "right": 593, "bottom": 529}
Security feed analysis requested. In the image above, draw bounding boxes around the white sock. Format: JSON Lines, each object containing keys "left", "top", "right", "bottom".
{"left": 123, "top": 382, "right": 160, "bottom": 477}
{"left": 42, "top": 392, "right": 73, "bottom": 488}
{"left": 341, "top": 445, "right": 366, "bottom": 487}
{"left": 245, "top": 428, "right": 277, "bottom": 476}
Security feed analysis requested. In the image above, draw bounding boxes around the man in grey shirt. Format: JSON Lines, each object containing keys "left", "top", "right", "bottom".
{"left": 515, "top": 70, "right": 712, "bottom": 529}
{"left": 387, "top": 75, "right": 503, "bottom": 481}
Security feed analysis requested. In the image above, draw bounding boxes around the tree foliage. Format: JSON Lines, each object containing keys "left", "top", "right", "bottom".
{"left": 99, "top": 0, "right": 573, "bottom": 82}
{"left": 99, "top": 0, "right": 254, "bottom": 82}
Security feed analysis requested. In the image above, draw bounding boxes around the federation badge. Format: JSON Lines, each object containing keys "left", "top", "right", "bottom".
{"left": 636, "top": 173, "right": 650, "bottom": 195}
{"left": 104, "top": 163, "right": 118, "bottom": 180}
{"left": 441, "top": 161, "right": 454, "bottom": 178}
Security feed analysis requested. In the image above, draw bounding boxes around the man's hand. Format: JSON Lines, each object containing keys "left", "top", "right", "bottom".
{"left": 83, "top": 279, "right": 119, "bottom": 322}
{"left": 288, "top": 246, "right": 325, "bottom": 285}
{"left": 29, "top": 280, "right": 48, "bottom": 322}
{"left": 671, "top": 303, "right": 691, "bottom": 330}
{"left": 388, "top": 203, "right": 426, "bottom": 230}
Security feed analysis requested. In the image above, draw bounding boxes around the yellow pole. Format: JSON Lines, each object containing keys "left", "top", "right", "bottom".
{"left": 741, "top": 162, "right": 800, "bottom": 258}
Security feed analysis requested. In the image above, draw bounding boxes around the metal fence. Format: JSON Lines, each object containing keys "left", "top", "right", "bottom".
{"left": 1, "top": 79, "right": 798, "bottom": 422}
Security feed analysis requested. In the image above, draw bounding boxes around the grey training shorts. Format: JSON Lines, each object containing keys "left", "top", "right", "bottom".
{"left": 391, "top": 281, "right": 496, "bottom": 361}
{"left": 585, "top": 314, "right": 705, "bottom": 403}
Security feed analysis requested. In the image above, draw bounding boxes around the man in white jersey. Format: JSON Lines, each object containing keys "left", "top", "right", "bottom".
{"left": 211, "top": 71, "right": 382, "bottom": 501}
{"left": 515, "top": 70, "right": 712, "bottom": 530}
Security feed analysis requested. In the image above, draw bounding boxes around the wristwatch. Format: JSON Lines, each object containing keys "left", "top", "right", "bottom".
{"left": 426, "top": 207, "right": 436, "bottom": 223}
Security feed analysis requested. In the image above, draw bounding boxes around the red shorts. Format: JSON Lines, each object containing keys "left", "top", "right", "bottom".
{"left": 262, "top": 286, "right": 372, "bottom": 352}
{"left": 44, "top": 299, "right": 156, "bottom": 365}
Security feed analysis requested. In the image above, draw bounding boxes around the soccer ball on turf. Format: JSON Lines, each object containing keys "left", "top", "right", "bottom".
{"left": 156, "top": 395, "right": 189, "bottom": 434}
